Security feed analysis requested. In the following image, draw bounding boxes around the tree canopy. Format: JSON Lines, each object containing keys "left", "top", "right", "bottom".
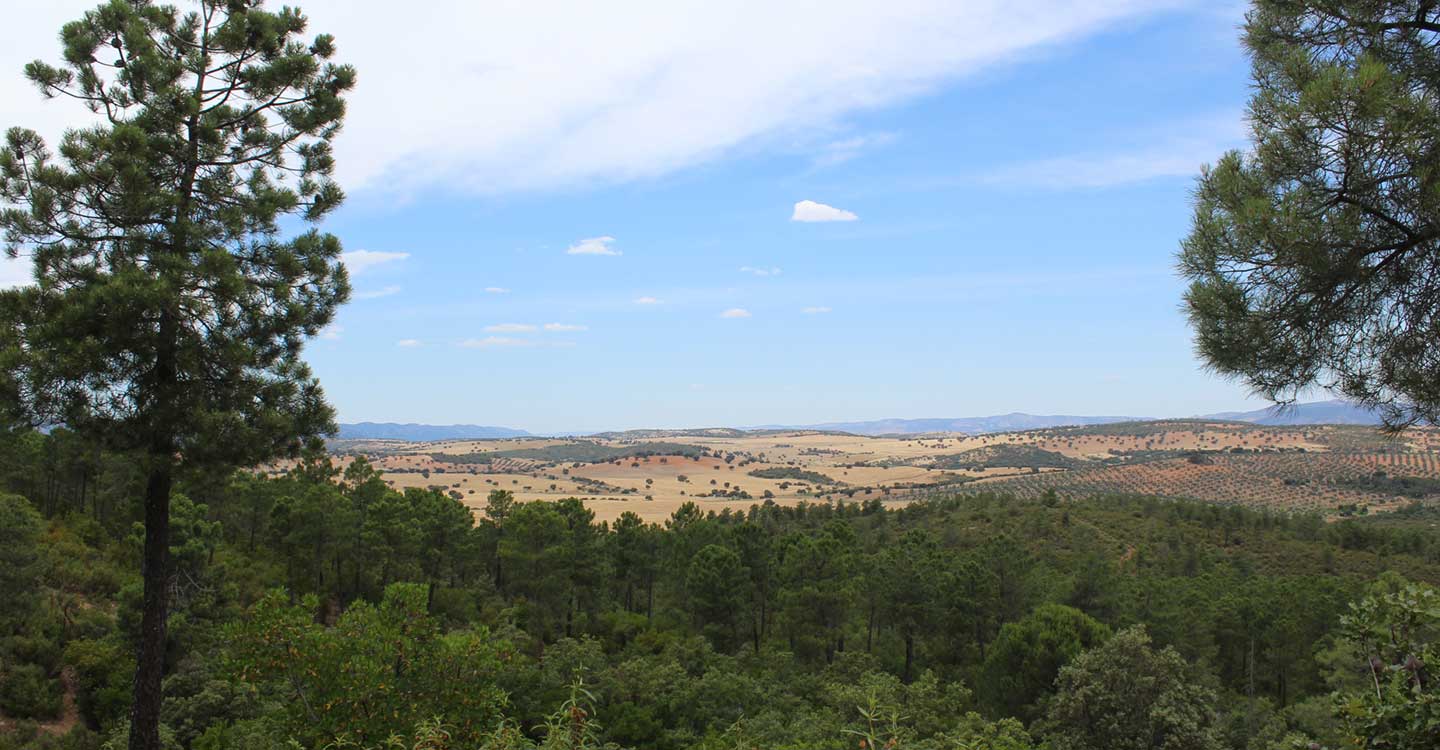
{"left": 1180, "top": 0, "right": 1440, "bottom": 429}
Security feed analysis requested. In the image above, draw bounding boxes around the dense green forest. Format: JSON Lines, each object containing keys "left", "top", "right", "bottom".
{"left": 2, "top": 427, "right": 1439, "bottom": 749}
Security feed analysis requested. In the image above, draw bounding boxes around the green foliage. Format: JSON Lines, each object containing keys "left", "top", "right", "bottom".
{"left": 0, "top": 662, "right": 63, "bottom": 719}
{"left": 0, "top": 0, "right": 354, "bottom": 468}
{"left": 225, "top": 584, "right": 509, "bottom": 748}
{"left": 6, "top": 429, "right": 1440, "bottom": 749}
{"left": 979, "top": 603, "right": 1110, "bottom": 722}
{"left": 438, "top": 442, "right": 705, "bottom": 465}
{"left": 931, "top": 444, "right": 1082, "bottom": 471}
{"left": 1335, "top": 575, "right": 1440, "bottom": 750}
{"left": 0, "top": 492, "right": 44, "bottom": 625}
{"left": 1179, "top": 0, "right": 1440, "bottom": 429}
{"left": 1043, "top": 626, "right": 1224, "bottom": 750}
{"left": 1338, "top": 473, "right": 1440, "bottom": 499}
{"left": 746, "top": 467, "right": 837, "bottom": 484}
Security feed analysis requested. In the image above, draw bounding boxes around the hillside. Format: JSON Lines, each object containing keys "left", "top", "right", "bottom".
{"left": 311, "top": 421, "right": 1440, "bottom": 523}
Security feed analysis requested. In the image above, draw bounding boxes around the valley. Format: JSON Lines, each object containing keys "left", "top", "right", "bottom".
{"left": 319, "top": 420, "right": 1440, "bottom": 522}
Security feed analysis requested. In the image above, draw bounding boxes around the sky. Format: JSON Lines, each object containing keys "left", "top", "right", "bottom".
{"left": 0, "top": 0, "right": 1274, "bottom": 434}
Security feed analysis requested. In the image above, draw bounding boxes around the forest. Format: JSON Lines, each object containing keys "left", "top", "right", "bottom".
{"left": 3, "top": 1, "right": 1440, "bottom": 748}
{"left": 2, "top": 426, "right": 1438, "bottom": 749}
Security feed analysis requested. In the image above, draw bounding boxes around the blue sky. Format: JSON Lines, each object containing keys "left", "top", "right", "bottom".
{"left": 2, "top": 1, "right": 1271, "bottom": 433}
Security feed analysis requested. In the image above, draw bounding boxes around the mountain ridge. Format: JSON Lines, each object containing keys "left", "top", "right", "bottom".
{"left": 336, "top": 400, "right": 1392, "bottom": 440}
{"left": 335, "top": 422, "right": 532, "bottom": 441}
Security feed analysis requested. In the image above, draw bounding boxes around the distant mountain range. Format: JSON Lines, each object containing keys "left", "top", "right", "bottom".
{"left": 754, "top": 413, "right": 1144, "bottom": 436}
{"left": 335, "top": 400, "right": 1391, "bottom": 441}
{"left": 335, "top": 423, "right": 531, "bottom": 441}
{"left": 1199, "top": 399, "right": 1385, "bottom": 426}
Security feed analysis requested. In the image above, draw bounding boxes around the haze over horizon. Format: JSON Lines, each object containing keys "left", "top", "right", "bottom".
{"left": 1, "top": 0, "right": 1270, "bottom": 434}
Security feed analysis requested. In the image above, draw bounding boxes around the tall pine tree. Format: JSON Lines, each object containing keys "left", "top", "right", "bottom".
{"left": 0, "top": 2, "right": 354, "bottom": 747}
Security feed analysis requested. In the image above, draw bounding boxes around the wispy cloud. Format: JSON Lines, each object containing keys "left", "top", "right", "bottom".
{"left": 634, "top": 296, "right": 662, "bottom": 305}
{"left": 320, "top": 325, "right": 344, "bottom": 341}
{"left": 485, "top": 323, "right": 539, "bottom": 333}
{"left": 341, "top": 250, "right": 410, "bottom": 274}
{"left": 397, "top": 339, "right": 422, "bottom": 347}
{"left": 543, "top": 323, "right": 588, "bottom": 332}
{"left": 812, "top": 132, "right": 896, "bottom": 168}
{"left": 720, "top": 308, "right": 752, "bottom": 319}
{"left": 802, "top": 306, "right": 832, "bottom": 314}
{"left": 978, "top": 113, "right": 1248, "bottom": 190}
{"left": 484, "top": 286, "right": 510, "bottom": 294}
{"left": 740, "top": 266, "right": 782, "bottom": 277}
{"left": 354, "top": 285, "right": 401, "bottom": 300}
{"left": 459, "top": 336, "right": 535, "bottom": 348}
{"left": 792, "top": 200, "right": 859, "bottom": 222}
{"left": 245, "top": 1, "right": 1185, "bottom": 194}
{"left": 566, "top": 236, "right": 621, "bottom": 256}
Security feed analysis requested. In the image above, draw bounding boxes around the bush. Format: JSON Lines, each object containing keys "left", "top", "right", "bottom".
{"left": 0, "top": 663, "right": 64, "bottom": 719}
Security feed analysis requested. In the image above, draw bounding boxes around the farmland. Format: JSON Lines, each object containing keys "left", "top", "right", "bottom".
{"left": 319, "top": 420, "right": 1440, "bottom": 522}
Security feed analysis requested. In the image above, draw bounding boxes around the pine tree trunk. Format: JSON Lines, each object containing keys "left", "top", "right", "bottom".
{"left": 903, "top": 632, "right": 915, "bottom": 684}
{"left": 128, "top": 457, "right": 171, "bottom": 750}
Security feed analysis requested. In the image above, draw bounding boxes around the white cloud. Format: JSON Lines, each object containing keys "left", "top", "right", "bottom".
{"left": 720, "top": 308, "right": 752, "bottom": 319}
{"left": 459, "top": 336, "right": 534, "bottom": 348}
{"left": 802, "top": 306, "right": 832, "bottom": 314}
{"left": 484, "top": 287, "right": 510, "bottom": 294}
{"left": 543, "top": 323, "right": 588, "bottom": 332}
{"left": 634, "top": 296, "right": 662, "bottom": 305}
{"left": 485, "top": 323, "right": 538, "bottom": 333}
{"left": 341, "top": 250, "right": 409, "bottom": 274}
{"left": 397, "top": 338, "right": 422, "bottom": 347}
{"left": 3, "top": 3, "right": 1195, "bottom": 196}
{"left": 320, "top": 325, "right": 344, "bottom": 341}
{"left": 740, "top": 266, "right": 782, "bottom": 277}
{"left": 566, "top": 236, "right": 621, "bottom": 256}
{"left": 354, "top": 285, "right": 401, "bottom": 300}
{"left": 792, "top": 200, "right": 859, "bottom": 222}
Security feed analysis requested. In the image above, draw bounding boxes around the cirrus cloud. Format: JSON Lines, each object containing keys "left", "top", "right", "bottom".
{"left": 3, "top": 2, "right": 1196, "bottom": 196}
{"left": 720, "top": 308, "right": 752, "bottom": 319}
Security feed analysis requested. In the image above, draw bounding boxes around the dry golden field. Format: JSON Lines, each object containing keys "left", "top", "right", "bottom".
{"left": 301, "top": 420, "right": 1440, "bottom": 522}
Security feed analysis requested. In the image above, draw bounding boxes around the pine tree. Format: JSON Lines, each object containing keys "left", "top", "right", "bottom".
{"left": 0, "top": 2, "right": 354, "bottom": 747}
{"left": 1180, "top": 0, "right": 1440, "bottom": 429}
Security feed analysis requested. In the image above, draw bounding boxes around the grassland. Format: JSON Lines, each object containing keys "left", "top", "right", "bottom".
{"left": 320, "top": 422, "right": 1440, "bottom": 522}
